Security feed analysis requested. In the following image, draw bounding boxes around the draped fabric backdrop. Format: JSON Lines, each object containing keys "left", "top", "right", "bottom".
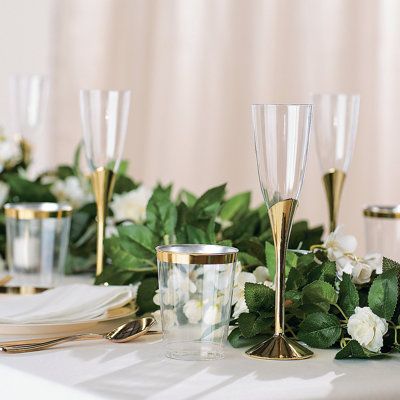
{"left": 1, "top": 0, "right": 400, "bottom": 250}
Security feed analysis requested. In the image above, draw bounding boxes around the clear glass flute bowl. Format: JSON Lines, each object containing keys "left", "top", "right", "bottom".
{"left": 4, "top": 203, "right": 72, "bottom": 287}
{"left": 156, "top": 244, "right": 238, "bottom": 361}
{"left": 363, "top": 205, "right": 400, "bottom": 262}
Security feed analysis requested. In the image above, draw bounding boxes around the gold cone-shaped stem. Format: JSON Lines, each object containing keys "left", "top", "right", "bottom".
{"left": 245, "top": 334, "right": 313, "bottom": 360}
{"left": 245, "top": 198, "right": 313, "bottom": 360}
{"left": 91, "top": 167, "right": 116, "bottom": 276}
{"left": 323, "top": 169, "right": 346, "bottom": 233}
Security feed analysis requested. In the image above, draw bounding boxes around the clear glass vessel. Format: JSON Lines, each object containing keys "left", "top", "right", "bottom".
{"left": 4, "top": 203, "right": 72, "bottom": 287}
{"left": 364, "top": 205, "right": 400, "bottom": 262}
{"left": 156, "top": 244, "right": 238, "bottom": 361}
{"left": 248, "top": 104, "right": 313, "bottom": 360}
{"left": 79, "top": 89, "right": 131, "bottom": 276}
{"left": 312, "top": 93, "right": 360, "bottom": 232}
{"left": 9, "top": 74, "right": 48, "bottom": 140}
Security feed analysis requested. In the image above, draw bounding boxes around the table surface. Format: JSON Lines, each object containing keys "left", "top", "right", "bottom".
{"left": 1, "top": 332, "right": 399, "bottom": 400}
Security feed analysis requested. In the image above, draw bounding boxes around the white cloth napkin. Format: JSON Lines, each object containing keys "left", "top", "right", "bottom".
{"left": 0, "top": 284, "right": 135, "bottom": 324}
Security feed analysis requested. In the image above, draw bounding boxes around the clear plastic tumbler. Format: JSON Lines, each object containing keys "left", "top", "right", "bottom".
{"left": 156, "top": 244, "right": 238, "bottom": 361}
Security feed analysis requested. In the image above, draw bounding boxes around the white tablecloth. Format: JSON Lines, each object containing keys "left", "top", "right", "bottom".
{"left": 0, "top": 333, "right": 399, "bottom": 400}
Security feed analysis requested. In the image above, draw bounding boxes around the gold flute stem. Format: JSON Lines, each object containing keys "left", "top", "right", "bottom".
{"left": 91, "top": 167, "right": 116, "bottom": 276}
{"left": 268, "top": 199, "right": 298, "bottom": 336}
{"left": 323, "top": 169, "right": 346, "bottom": 233}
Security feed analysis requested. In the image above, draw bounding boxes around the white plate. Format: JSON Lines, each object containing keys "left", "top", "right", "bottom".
{"left": 0, "top": 304, "right": 137, "bottom": 336}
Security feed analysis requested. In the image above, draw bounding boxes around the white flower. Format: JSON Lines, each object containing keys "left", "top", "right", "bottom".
{"left": 363, "top": 253, "right": 383, "bottom": 275}
{"left": 232, "top": 271, "right": 256, "bottom": 304}
{"left": 51, "top": 176, "right": 93, "bottom": 208}
{"left": 183, "top": 299, "right": 203, "bottom": 324}
{"left": 110, "top": 186, "right": 152, "bottom": 223}
{"left": 105, "top": 218, "right": 118, "bottom": 238}
{"left": 233, "top": 296, "right": 248, "bottom": 319}
{"left": 0, "top": 136, "right": 22, "bottom": 171}
{"left": 324, "top": 226, "right": 357, "bottom": 262}
{"left": 203, "top": 304, "right": 222, "bottom": 325}
{"left": 253, "top": 266, "right": 271, "bottom": 283}
{"left": 351, "top": 260, "right": 374, "bottom": 285}
{"left": 0, "top": 181, "right": 9, "bottom": 207}
{"left": 347, "top": 307, "right": 388, "bottom": 352}
{"left": 152, "top": 309, "right": 177, "bottom": 330}
{"left": 335, "top": 255, "right": 354, "bottom": 279}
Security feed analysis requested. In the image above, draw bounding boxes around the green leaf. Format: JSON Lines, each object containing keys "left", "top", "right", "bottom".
{"left": 193, "top": 184, "right": 226, "bottom": 216}
{"left": 307, "top": 261, "right": 336, "bottom": 285}
{"left": 104, "top": 236, "right": 156, "bottom": 272}
{"left": 228, "top": 327, "right": 269, "bottom": 348}
{"left": 95, "top": 266, "right": 143, "bottom": 286}
{"left": 335, "top": 340, "right": 386, "bottom": 360}
{"left": 64, "top": 253, "right": 96, "bottom": 275}
{"left": 338, "top": 273, "right": 359, "bottom": 317}
{"left": 244, "top": 282, "right": 275, "bottom": 312}
{"left": 285, "top": 290, "right": 302, "bottom": 308}
{"left": 113, "top": 175, "right": 139, "bottom": 194}
{"left": 146, "top": 185, "right": 177, "bottom": 239}
{"left": 219, "top": 192, "right": 251, "bottom": 221}
{"left": 298, "top": 312, "right": 341, "bottom": 348}
{"left": 177, "top": 189, "right": 197, "bottom": 207}
{"left": 6, "top": 174, "right": 56, "bottom": 202}
{"left": 286, "top": 268, "right": 306, "bottom": 291}
{"left": 136, "top": 277, "right": 159, "bottom": 314}
{"left": 56, "top": 165, "right": 74, "bottom": 179}
{"left": 302, "top": 280, "right": 338, "bottom": 306}
{"left": 368, "top": 269, "right": 398, "bottom": 320}
{"left": 118, "top": 224, "right": 157, "bottom": 260}
{"left": 238, "top": 312, "right": 263, "bottom": 338}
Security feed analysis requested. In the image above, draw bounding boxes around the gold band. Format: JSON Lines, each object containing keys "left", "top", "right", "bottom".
{"left": 4, "top": 203, "right": 73, "bottom": 219}
{"left": 363, "top": 206, "right": 400, "bottom": 219}
{"left": 156, "top": 244, "right": 238, "bottom": 264}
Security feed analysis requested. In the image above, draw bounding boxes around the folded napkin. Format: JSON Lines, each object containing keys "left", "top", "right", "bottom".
{"left": 0, "top": 284, "right": 135, "bottom": 324}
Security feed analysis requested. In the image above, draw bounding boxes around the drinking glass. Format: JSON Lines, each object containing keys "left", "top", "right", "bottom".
{"left": 79, "top": 89, "right": 131, "bottom": 276}
{"left": 156, "top": 244, "right": 238, "bottom": 361}
{"left": 247, "top": 104, "right": 313, "bottom": 360}
{"left": 363, "top": 205, "right": 400, "bottom": 262}
{"left": 313, "top": 94, "right": 360, "bottom": 232}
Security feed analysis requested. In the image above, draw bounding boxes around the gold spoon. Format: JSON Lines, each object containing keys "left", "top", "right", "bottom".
{"left": 0, "top": 275, "right": 12, "bottom": 287}
{"left": 0, "top": 317, "right": 155, "bottom": 354}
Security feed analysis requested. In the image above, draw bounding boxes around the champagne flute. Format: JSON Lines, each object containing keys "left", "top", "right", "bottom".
{"left": 79, "top": 89, "right": 131, "bottom": 276}
{"left": 246, "top": 104, "right": 313, "bottom": 360}
{"left": 9, "top": 74, "right": 48, "bottom": 164}
{"left": 313, "top": 94, "right": 360, "bottom": 233}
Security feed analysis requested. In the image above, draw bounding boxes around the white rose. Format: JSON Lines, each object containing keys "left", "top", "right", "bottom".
{"left": 351, "top": 261, "right": 374, "bottom": 285}
{"left": 51, "top": 176, "right": 93, "bottom": 208}
{"left": 253, "top": 266, "right": 270, "bottom": 283}
{"left": 110, "top": 186, "right": 152, "bottom": 223}
{"left": 232, "top": 271, "right": 256, "bottom": 304}
{"left": 0, "top": 181, "right": 9, "bottom": 207}
{"left": 347, "top": 307, "right": 388, "bottom": 352}
{"left": 0, "top": 136, "right": 22, "bottom": 171}
{"left": 324, "top": 226, "right": 357, "bottom": 261}
{"left": 183, "top": 299, "right": 203, "bottom": 324}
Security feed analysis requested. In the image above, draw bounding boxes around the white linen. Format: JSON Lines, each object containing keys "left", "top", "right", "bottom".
{"left": 0, "top": 334, "right": 398, "bottom": 400}
{"left": 0, "top": 284, "right": 134, "bottom": 324}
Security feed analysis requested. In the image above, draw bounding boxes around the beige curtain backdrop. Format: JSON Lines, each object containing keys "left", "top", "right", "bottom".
{"left": 4, "top": 0, "right": 400, "bottom": 249}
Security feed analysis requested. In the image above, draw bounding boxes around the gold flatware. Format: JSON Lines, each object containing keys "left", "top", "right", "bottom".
{"left": 0, "top": 317, "right": 155, "bottom": 353}
{"left": 0, "top": 275, "right": 12, "bottom": 287}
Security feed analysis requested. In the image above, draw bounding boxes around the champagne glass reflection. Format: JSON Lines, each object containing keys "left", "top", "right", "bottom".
{"left": 313, "top": 94, "right": 360, "bottom": 233}
{"left": 80, "top": 89, "right": 131, "bottom": 276}
{"left": 246, "top": 104, "right": 313, "bottom": 360}
{"left": 9, "top": 74, "right": 48, "bottom": 163}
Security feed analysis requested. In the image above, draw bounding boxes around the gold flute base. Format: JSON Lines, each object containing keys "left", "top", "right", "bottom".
{"left": 245, "top": 334, "right": 314, "bottom": 360}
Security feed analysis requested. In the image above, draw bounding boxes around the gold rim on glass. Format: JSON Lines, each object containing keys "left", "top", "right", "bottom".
{"left": 4, "top": 203, "right": 73, "bottom": 220}
{"left": 363, "top": 205, "right": 400, "bottom": 219}
{"left": 156, "top": 244, "right": 238, "bottom": 264}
